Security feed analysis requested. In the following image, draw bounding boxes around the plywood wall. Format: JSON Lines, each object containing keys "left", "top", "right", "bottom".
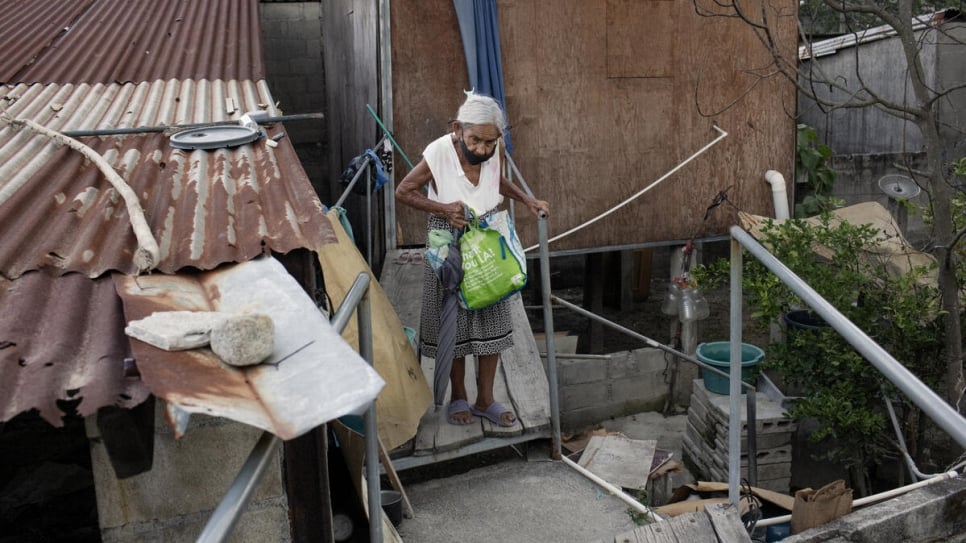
{"left": 319, "top": 0, "right": 383, "bottom": 257}
{"left": 392, "top": 0, "right": 797, "bottom": 251}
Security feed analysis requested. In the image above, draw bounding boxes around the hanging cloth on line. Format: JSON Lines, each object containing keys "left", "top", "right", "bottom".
{"left": 338, "top": 149, "right": 390, "bottom": 195}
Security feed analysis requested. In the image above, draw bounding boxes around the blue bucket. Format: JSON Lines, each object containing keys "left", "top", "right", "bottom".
{"left": 696, "top": 342, "right": 765, "bottom": 395}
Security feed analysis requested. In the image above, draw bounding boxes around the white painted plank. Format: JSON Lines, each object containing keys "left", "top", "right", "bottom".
{"left": 503, "top": 294, "right": 551, "bottom": 432}
{"left": 705, "top": 503, "right": 752, "bottom": 542}
{"left": 379, "top": 249, "right": 424, "bottom": 333}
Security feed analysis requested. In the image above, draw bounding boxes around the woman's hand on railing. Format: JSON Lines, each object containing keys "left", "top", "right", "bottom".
{"left": 527, "top": 198, "right": 550, "bottom": 219}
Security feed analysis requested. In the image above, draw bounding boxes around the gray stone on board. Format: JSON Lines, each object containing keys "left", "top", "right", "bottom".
{"left": 210, "top": 314, "right": 275, "bottom": 367}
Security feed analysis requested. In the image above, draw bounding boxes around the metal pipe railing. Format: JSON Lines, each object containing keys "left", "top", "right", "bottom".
{"left": 547, "top": 294, "right": 760, "bottom": 492}
{"left": 728, "top": 237, "right": 744, "bottom": 503}
{"left": 730, "top": 225, "right": 966, "bottom": 449}
{"left": 198, "top": 272, "right": 375, "bottom": 543}
{"left": 196, "top": 432, "right": 281, "bottom": 542}
{"left": 504, "top": 154, "right": 562, "bottom": 459}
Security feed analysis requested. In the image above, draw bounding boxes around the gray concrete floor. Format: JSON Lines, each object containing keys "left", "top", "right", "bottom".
{"left": 394, "top": 411, "right": 691, "bottom": 543}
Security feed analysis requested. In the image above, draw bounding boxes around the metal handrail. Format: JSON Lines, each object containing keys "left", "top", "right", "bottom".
{"left": 730, "top": 226, "right": 966, "bottom": 447}
{"left": 503, "top": 154, "right": 561, "bottom": 459}
{"left": 729, "top": 225, "right": 966, "bottom": 503}
{"left": 197, "top": 273, "right": 376, "bottom": 543}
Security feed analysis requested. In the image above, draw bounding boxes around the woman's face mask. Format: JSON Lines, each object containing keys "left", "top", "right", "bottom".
{"left": 458, "top": 124, "right": 501, "bottom": 165}
{"left": 459, "top": 137, "right": 496, "bottom": 165}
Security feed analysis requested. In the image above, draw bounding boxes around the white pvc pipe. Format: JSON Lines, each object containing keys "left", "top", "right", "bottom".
{"left": 756, "top": 470, "right": 961, "bottom": 528}
{"left": 561, "top": 456, "right": 664, "bottom": 522}
{"left": 764, "top": 170, "right": 790, "bottom": 220}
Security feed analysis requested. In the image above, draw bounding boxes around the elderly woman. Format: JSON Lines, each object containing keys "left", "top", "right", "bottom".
{"left": 396, "top": 92, "right": 550, "bottom": 427}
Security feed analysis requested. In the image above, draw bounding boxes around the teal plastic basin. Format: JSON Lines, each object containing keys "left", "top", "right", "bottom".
{"left": 696, "top": 341, "right": 764, "bottom": 395}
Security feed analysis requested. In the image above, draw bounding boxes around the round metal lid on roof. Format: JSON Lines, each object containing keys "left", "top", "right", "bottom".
{"left": 169, "top": 125, "right": 260, "bottom": 150}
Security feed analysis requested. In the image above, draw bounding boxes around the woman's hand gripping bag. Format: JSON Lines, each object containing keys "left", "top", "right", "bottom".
{"left": 458, "top": 212, "right": 527, "bottom": 310}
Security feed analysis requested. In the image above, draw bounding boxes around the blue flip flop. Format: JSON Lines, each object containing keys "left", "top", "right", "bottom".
{"left": 446, "top": 399, "right": 473, "bottom": 425}
{"left": 470, "top": 401, "right": 517, "bottom": 427}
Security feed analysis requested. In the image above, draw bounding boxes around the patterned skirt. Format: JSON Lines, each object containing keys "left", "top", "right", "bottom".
{"left": 419, "top": 214, "right": 515, "bottom": 359}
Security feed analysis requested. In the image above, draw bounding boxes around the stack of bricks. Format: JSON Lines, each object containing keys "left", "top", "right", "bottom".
{"left": 683, "top": 379, "right": 796, "bottom": 493}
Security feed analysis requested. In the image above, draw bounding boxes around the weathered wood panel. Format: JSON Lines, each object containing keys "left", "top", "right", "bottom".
{"left": 391, "top": 1, "right": 469, "bottom": 246}
{"left": 321, "top": 0, "right": 385, "bottom": 259}
{"left": 392, "top": 0, "right": 797, "bottom": 252}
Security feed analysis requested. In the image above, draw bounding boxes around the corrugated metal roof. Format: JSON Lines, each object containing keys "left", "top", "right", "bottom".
{"left": 0, "top": 271, "right": 151, "bottom": 426}
{"left": 800, "top": 11, "right": 944, "bottom": 60}
{"left": 0, "top": 0, "right": 263, "bottom": 84}
{"left": 0, "top": 0, "right": 338, "bottom": 427}
{"left": 0, "top": 81, "right": 334, "bottom": 278}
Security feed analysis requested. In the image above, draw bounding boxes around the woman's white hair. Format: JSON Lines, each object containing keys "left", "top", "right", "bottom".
{"left": 456, "top": 91, "right": 506, "bottom": 134}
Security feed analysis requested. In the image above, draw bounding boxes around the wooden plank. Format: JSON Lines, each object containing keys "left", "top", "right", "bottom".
{"left": 502, "top": 295, "right": 551, "bottom": 432}
{"left": 705, "top": 503, "right": 752, "bottom": 543}
{"left": 379, "top": 248, "right": 424, "bottom": 333}
{"left": 615, "top": 513, "right": 694, "bottom": 543}
{"left": 412, "top": 354, "right": 484, "bottom": 456}
{"left": 578, "top": 435, "right": 656, "bottom": 491}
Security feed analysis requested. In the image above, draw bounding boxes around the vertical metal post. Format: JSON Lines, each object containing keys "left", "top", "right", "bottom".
{"left": 746, "top": 392, "right": 758, "bottom": 488}
{"left": 728, "top": 237, "right": 743, "bottom": 505}
{"left": 358, "top": 281, "right": 382, "bottom": 543}
{"left": 378, "top": 0, "right": 396, "bottom": 250}
{"left": 538, "top": 216, "right": 562, "bottom": 459}
{"left": 365, "top": 161, "right": 373, "bottom": 268}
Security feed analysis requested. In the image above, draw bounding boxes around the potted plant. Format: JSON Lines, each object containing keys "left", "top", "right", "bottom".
{"left": 694, "top": 211, "right": 946, "bottom": 495}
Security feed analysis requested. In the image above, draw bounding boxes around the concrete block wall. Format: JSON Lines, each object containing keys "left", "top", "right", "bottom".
{"left": 88, "top": 404, "right": 290, "bottom": 542}
{"left": 683, "top": 379, "right": 796, "bottom": 493}
{"left": 260, "top": 2, "right": 327, "bottom": 197}
{"left": 556, "top": 347, "right": 669, "bottom": 431}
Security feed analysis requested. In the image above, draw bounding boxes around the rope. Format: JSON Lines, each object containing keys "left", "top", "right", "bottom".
{"left": 523, "top": 125, "right": 729, "bottom": 253}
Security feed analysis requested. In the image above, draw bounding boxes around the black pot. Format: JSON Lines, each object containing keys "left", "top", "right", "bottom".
{"left": 783, "top": 309, "right": 826, "bottom": 332}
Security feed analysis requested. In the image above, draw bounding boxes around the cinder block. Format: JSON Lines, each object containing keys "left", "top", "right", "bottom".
{"left": 560, "top": 381, "right": 610, "bottom": 411}
{"left": 288, "top": 57, "right": 322, "bottom": 77}
{"left": 711, "top": 438, "right": 794, "bottom": 466}
{"left": 558, "top": 357, "right": 608, "bottom": 386}
{"left": 610, "top": 374, "right": 667, "bottom": 405}
{"left": 92, "top": 405, "right": 286, "bottom": 529}
{"left": 101, "top": 500, "right": 292, "bottom": 543}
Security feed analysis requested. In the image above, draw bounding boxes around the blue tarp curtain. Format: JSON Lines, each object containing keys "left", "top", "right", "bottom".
{"left": 452, "top": 0, "right": 513, "bottom": 154}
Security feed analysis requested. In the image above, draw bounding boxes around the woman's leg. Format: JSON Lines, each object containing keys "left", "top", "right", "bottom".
{"left": 474, "top": 354, "right": 515, "bottom": 426}
{"left": 448, "top": 356, "right": 473, "bottom": 424}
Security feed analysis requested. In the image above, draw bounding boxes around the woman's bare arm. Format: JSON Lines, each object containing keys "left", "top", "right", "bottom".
{"left": 396, "top": 159, "right": 468, "bottom": 228}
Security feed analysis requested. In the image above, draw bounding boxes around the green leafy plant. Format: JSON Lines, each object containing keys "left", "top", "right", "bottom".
{"left": 795, "top": 124, "right": 840, "bottom": 217}
{"left": 624, "top": 487, "right": 653, "bottom": 526}
{"left": 694, "top": 212, "right": 946, "bottom": 494}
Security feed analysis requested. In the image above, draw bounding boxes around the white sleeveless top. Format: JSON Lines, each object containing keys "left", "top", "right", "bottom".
{"left": 423, "top": 133, "right": 503, "bottom": 216}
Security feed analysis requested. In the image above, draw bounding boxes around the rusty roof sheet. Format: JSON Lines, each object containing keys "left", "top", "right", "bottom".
{"left": 0, "top": 271, "right": 151, "bottom": 426}
{"left": 0, "top": 81, "right": 335, "bottom": 279}
{"left": 0, "top": 1, "right": 341, "bottom": 429}
{"left": 0, "top": 0, "right": 263, "bottom": 84}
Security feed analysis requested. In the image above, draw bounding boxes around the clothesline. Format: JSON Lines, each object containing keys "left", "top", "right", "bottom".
{"left": 522, "top": 125, "right": 729, "bottom": 253}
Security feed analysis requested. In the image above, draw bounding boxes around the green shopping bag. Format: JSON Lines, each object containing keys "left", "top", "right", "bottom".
{"left": 458, "top": 213, "right": 527, "bottom": 310}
